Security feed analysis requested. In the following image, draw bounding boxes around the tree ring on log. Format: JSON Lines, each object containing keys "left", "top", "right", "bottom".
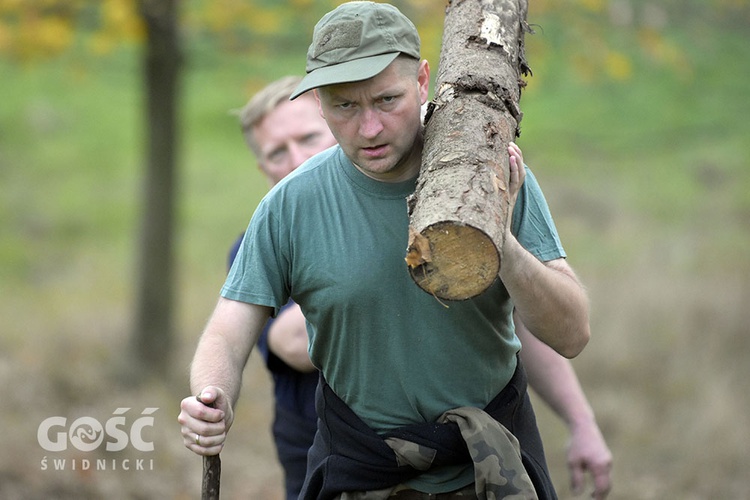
{"left": 407, "top": 221, "right": 499, "bottom": 301}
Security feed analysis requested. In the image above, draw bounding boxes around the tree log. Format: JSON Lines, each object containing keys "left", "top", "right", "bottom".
{"left": 406, "top": 0, "right": 531, "bottom": 300}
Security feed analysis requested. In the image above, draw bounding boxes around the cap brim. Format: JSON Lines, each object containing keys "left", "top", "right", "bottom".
{"left": 290, "top": 52, "right": 400, "bottom": 100}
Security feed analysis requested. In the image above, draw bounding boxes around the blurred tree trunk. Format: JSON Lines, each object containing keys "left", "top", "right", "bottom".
{"left": 405, "top": 0, "right": 531, "bottom": 300}
{"left": 131, "top": 0, "right": 182, "bottom": 377}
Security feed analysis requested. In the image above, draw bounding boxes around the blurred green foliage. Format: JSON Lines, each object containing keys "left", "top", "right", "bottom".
{"left": 2, "top": 1, "right": 749, "bottom": 281}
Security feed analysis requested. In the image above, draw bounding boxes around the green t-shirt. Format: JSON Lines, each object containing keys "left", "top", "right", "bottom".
{"left": 223, "top": 145, "right": 565, "bottom": 492}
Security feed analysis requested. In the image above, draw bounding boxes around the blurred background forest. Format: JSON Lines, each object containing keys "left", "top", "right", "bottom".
{"left": 1, "top": 0, "right": 749, "bottom": 498}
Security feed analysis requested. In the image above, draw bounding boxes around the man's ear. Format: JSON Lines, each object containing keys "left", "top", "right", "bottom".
{"left": 417, "top": 59, "right": 430, "bottom": 105}
{"left": 313, "top": 89, "right": 325, "bottom": 118}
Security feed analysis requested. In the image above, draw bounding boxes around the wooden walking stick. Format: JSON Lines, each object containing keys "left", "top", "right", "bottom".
{"left": 197, "top": 396, "right": 221, "bottom": 500}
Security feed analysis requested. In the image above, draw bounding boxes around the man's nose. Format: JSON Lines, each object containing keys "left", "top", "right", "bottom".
{"left": 358, "top": 108, "right": 383, "bottom": 139}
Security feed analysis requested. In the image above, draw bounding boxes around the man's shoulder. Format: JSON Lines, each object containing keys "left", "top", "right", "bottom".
{"left": 260, "top": 146, "right": 343, "bottom": 210}
{"left": 289, "top": 145, "right": 341, "bottom": 179}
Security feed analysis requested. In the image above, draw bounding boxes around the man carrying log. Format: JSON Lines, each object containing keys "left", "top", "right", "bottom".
{"left": 178, "top": 2, "right": 594, "bottom": 498}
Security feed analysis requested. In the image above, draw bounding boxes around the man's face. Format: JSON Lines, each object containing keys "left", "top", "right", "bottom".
{"left": 315, "top": 58, "right": 430, "bottom": 183}
{"left": 253, "top": 95, "right": 337, "bottom": 186}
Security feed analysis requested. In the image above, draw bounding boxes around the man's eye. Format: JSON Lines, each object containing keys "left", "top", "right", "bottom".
{"left": 267, "top": 149, "right": 286, "bottom": 163}
{"left": 301, "top": 133, "right": 321, "bottom": 145}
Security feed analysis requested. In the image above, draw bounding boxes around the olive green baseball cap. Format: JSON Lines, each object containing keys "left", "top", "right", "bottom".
{"left": 290, "top": 1, "right": 421, "bottom": 100}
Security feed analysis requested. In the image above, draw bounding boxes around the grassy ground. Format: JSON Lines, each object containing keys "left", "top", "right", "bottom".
{"left": 1, "top": 11, "right": 749, "bottom": 500}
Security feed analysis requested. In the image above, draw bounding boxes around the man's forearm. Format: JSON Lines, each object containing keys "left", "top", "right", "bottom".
{"left": 190, "top": 332, "right": 246, "bottom": 406}
{"left": 500, "top": 238, "right": 590, "bottom": 357}
{"left": 518, "top": 317, "right": 613, "bottom": 499}
{"left": 190, "top": 297, "right": 271, "bottom": 404}
{"left": 517, "top": 316, "right": 594, "bottom": 427}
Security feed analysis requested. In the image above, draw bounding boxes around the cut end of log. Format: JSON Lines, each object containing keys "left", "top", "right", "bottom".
{"left": 405, "top": 222, "right": 500, "bottom": 301}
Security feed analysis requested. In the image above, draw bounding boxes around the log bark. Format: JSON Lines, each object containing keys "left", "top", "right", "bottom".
{"left": 406, "top": 0, "right": 531, "bottom": 300}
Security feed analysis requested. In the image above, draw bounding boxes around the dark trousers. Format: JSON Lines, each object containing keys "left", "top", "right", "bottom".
{"left": 273, "top": 403, "right": 318, "bottom": 500}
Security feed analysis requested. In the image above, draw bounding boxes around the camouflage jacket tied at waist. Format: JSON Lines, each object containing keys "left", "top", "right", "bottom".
{"left": 344, "top": 407, "right": 537, "bottom": 499}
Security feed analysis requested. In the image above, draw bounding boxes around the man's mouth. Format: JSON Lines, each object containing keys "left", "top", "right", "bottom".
{"left": 362, "top": 144, "right": 387, "bottom": 158}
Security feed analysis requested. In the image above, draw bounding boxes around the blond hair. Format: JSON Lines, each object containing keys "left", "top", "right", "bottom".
{"left": 233, "top": 76, "right": 310, "bottom": 157}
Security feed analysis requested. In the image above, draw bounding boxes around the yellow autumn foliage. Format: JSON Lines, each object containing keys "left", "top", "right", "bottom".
{"left": 605, "top": 50, "right": 632, "bottom": 81}
{"left": 0, "top": 0, "right": 730, "bottom": 85}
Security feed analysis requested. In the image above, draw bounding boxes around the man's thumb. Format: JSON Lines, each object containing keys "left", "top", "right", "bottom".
{"left": 197, "top": 387, "right": 219, "bottom": 406}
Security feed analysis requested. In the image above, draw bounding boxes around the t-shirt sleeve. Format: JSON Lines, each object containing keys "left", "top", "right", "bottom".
{"left": 221, "top": 197, "right": 290, "bottom": 311}
{"left": 510, "top": 166, "right": 566, "bottom": 263}
{"left": 227, "top": 232, "right": 244, "bottom": 272}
